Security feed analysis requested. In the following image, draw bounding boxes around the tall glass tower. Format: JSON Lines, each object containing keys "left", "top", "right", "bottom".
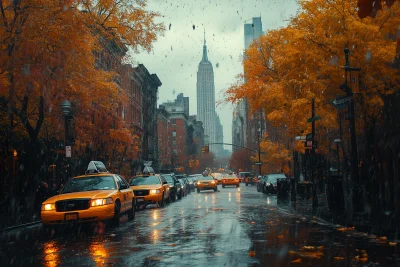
{"left": 196, "top": 32, "right": 216, "bottom": 146}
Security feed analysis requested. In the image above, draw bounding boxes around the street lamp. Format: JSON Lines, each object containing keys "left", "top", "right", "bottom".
{"left": 333, "top": 139, "right": 341, "bottom": 176}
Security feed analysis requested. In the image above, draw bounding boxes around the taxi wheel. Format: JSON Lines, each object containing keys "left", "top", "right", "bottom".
{"left": 178, "top": 191, "right": 182, "bottom": 200}
{"left": 214, "top": 187, "right": 217, "bottom": 192}
{"left": 158, "top": 193, "right": 165, "bottom": 208}
{"left": 222, "top": 185, "right": 225, "bottom": 188}
{"left": 112, "top": 201, "right": 121, "bottom": 227}
{"left": 128, "top": 200, "right": 135, "bottom": 221}
{"left": 197, "top": 188, "right": 200, "bottom": 193}
{"left": 236, "top": 184, "right": 239, "bottom": 188}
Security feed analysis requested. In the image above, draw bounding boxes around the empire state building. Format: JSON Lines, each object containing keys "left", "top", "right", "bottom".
{"left": 196, "top": 33, "right": 216, "bottom": 145}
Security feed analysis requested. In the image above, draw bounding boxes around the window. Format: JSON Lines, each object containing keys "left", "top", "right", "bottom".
{"left": 172, "top": 131, "right": 176, "bottom": 137}
{"left": 173, "top": 149, "right": 177, "bottom": 155}
{"left": 171, "top": 119, "right": 176, "bottom": 125}
{"left": 172, "top": 140, "right": 177, "bottom": 145}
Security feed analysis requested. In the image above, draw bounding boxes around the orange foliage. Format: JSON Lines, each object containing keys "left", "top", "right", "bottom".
{"left": 0, "top": 0, "right": 163, "bottom": 165}
{"left": 226, "top": 0, "right": 400, "bottom": 158}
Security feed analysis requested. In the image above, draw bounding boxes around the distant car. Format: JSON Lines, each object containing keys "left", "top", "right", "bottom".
{"left": 211, "top": 173, "right": 224, "bottom": 184}
{"left": 129, "top": 174, "right": 170, "bottom": 208}
{"left": 189, "top": 174, "right": 203, "bottom": 188}
{"left": 238, "top": 172, "right": 252, "bottom": 183}
{"left": 176, "top": 177, "right": 190, "bottom": 196}
{"left": 221, "top": 173, "right": 239, "bottom": 188}
{"left": 161, "top": 174, "right": 182, "bottom": 201}
{"left": 196, "top": 175, "right": 217, "bottom": 193}
{"left": 186, "top": 176, "right": 195, "bottom": 191}
{"left": 263, "top": 173, "right": 287, "bottom": 194}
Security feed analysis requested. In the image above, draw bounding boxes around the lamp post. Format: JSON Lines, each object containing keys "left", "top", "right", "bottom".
{"left": 61, "top": 100, "right": 71, "bottom": 179}
{"left": 334, "top": 139, "right": 341, "bottom": 176}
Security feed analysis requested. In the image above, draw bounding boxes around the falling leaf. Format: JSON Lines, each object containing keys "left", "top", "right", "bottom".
{"left": 171, "top": 243, "right": 177, "bottom": 247}
{"left": 169, "top": 23, "right": 171, "bottom": 30}
{"left": 334, "top": 257, "right": 344, "bottom": 260}
{"left": 379, "top": 236, "right": 387, "bottom": 241}
{"left": 389, "top": 242, "right": 397, "bottom": 246}
{"left": 248, "top": 251, "right": 256, "bottom": 257}
{"left": 303, "top": 246, "right": 314, "bottom": 250}
{"left": 277, "top": 235, "right": 284, "bottom": 239}
{"left": 291, "top": 258, "right": 302, "bottom": 263}
{"left": 192, "top": 24, "right": 195, "bottom": 30}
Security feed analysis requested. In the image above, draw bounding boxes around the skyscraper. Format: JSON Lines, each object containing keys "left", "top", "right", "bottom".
{"left": 197, "top": 32, "right": 216, "bottom": 147}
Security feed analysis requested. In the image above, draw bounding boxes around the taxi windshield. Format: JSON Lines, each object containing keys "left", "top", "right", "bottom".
{"left": 178, "top": 178, "right": 185, "bottom": 184}
{"left": 61, "top": 176, "right": 116, "bottom": 193}
{"left": 200, "top": 176, "right": 213, "bottom": 181}
{"left": 130, "top": 176, "right": 160, "bottom": 186}
{"left": 224, "top": 174, "right": 237, "bottom": 178}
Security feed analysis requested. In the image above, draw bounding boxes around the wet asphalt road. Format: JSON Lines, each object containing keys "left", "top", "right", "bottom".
{"left": 0, "top": 185, "right": 399, "bottom": 267}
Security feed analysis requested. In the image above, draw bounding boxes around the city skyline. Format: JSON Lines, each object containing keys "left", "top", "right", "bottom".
{"left": 133, "top": 0, "right": 299, "bottom": 151}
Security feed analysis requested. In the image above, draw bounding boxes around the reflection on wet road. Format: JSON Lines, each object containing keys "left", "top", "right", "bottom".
{"left": 0, "top": 185, "right": 399, "bottom": 266}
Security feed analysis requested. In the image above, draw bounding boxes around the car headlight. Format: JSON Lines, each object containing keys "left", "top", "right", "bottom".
{"left": 197, "top": 182, "right": 201, "bottom": 185}
{"left": 211, "top": 181, "right": 215, "bottom": 184}
{"left": 90, "top": 197, "right": 113, "bottom": 207}
{"left": 41, "top": 203, "right": 56, "bottom": 211}
{"left": 150, "top": 189, "right": 161, "bottom": 195}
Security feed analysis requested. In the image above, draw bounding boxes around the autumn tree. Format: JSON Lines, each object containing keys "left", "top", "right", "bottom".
{"left": 0, "top": 0, "right": 164, "bottom": 192}
{"left": 229, "top": 149, "right": 252, "bottom": 173}
{"left": 226, "top": 0, "right": 400, "bottom": 161}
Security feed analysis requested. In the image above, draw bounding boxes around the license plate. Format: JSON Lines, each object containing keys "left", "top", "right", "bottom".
{"left": 136, "top": 198, "right": 144, "bottom": 202}
{"left": 203, "top": 182, "right": 208, "bottom": 184}
{"left": 65, "top": 213, "right": 78, "bottom": 220}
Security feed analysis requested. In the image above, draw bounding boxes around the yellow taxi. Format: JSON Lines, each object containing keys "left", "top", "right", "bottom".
{"left": 221, "top": 173, "right": 240, "bottom": 188}
{"left": 196, "top": 175, "right": 217, "bottom": 193}
{"left": 41, "top": 161, "right": 135, "bottom": 228}
{"left": 129, "top": 174, "right": 170, "bottom": 208}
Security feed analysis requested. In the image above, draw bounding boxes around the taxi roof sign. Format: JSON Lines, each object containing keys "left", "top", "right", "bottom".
{"left": 86, "top": 161, "right": 108, "bottom": 174}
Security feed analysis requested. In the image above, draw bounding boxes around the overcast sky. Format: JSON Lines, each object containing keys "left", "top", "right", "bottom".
{"left": 134, "top": 0, "right": 299, "bottom": 151}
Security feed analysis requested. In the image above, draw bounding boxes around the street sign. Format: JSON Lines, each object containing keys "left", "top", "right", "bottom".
{"left": 330, "top": 95, "right": 351, "bottom": 110}
{"left": 295, "top": 136, "right": 306, "bottom": 141}
{"left": 66, "top": 146, "right": 71, "bottom": 158}
{"left": 307, "top": 115, "right": 321, "bottom": 123}
{"left": 254, "top": 162, "right": 263, "bottom": 165}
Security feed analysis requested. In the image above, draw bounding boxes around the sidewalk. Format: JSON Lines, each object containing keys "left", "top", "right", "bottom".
{"left": 279, "top": 193, "right": 400, "bottom": 241}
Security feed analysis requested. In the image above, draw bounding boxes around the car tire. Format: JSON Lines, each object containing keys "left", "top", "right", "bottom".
{"left": 197, "top": 188, "right": 200, "bottom": 193}
{"left": 222, "top": 185, "right": 225, "bottom": 188}
{"left": 128, "top": 200, "right": 135, "bottom": 221}
{"left": 236, "top": 184, "right": 239, "bottom": 188}
{"left": 178, "top": 191, "right": 182, "bottom": 200}
{"left": 257, "top": 185, "right": 260, "bottom": 192}
{"left": 214, "top": 187, "right": 217, "bottom": 192}
{"left": 112, "top": 201, "right": 121, "bottom": 227}
{"left": 158, "top": 193, "right": 165, "bottom": 208}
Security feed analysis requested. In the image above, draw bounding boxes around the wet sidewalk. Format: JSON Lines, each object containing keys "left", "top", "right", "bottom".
{"left": 278, "top": 193, "right": 400, "bottom": 241}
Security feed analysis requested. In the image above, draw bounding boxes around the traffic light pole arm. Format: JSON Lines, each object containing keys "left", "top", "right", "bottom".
{"left": 206, "top": 143, "right": 258, "bottom": 153}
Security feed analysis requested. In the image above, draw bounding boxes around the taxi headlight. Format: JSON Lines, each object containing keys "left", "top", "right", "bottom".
{"left": 150, "top": 189, "right": 161, "bottom": 195}
{"left": 197, "top": 182, "right": 201, "bottom": 185}
{"left": 211, "top": 181, "right": 215, "bottom": 184}
{"left": 91, "top": 197, "right": 113, "bottom": 207}
{"left": 41, "top": 203, "right": 56, "bottom": 211}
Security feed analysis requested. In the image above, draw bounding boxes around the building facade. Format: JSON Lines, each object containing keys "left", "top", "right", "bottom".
{"left": 156, "top": 105, "right": 171, "bottom": 172}
{"left": 215, "top": 115, "right": 224, "bottom": 157}
{"left": 196, "top": 34, "right": 216, "bottom": 148}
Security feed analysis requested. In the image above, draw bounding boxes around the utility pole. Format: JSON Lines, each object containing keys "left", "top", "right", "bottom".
{"left": 343, "top": 47, "right": 363, "bottom": 212}
{"left": 311, "top": 98, "right": 318, "bottom": 208}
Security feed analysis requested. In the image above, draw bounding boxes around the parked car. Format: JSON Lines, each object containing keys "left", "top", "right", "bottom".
{"left": 129, "top": 174, "right": 170, "bottom": 209}
{"left": 244, "top": 174, "right": 257, "bottom": 186}
{"left": 41, "top": 161, "right": 135, "bottom": 229}
{"left": 263, "top": 173, "right": 287, "bottom": 194}
{"left": 221, "top": 173, "right": 239, "bottom": 188}
{"left": 196, "top": 175, "right": 217, "bottom": 193}
{"left": 186, "top": 176, "right": 195, "bottom": 191}
{"left": 176, "top": 175, "right": 190, "bottom": 196}
{"left": 257, "top": 175, "right": 268, "bottom": 192}
{"left": 161, "top": 174, "right": 182, "bottom": 201}
{"left": 238, "top": 171, "right": 252, "bottom": 183}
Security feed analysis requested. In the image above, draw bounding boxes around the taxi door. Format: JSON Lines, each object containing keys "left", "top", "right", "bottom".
{"left": 160, "top": 176, "right": 170, "bottom": 200}
{"left": 116, "top": 175, "right": 133, "bottom": 213}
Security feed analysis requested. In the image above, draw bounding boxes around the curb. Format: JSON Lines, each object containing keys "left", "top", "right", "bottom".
{"left": 1, "top": 220, "right": 42, "bottom": 232}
